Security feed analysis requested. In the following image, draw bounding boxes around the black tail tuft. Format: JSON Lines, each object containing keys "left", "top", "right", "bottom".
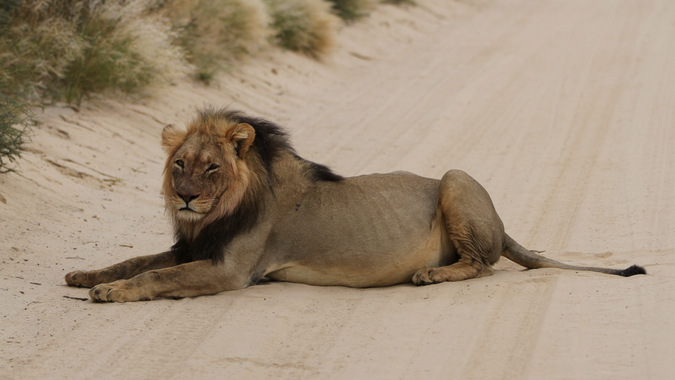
{"left": 620, "top": 265, "right": 647, "bottom": 277}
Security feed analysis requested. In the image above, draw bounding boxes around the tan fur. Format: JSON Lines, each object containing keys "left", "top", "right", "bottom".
{"left": 65, "top": 109, "right": 645, "bottom": 302}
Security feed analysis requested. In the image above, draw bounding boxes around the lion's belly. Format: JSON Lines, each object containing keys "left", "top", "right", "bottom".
{"left": 264, "top": 172, "right": 458, "bottom": 287}
{"left": 267, "top": 224, "right": 452, "bottom": 287}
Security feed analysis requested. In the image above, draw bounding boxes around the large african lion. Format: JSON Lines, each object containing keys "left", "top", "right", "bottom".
{"left": 65, "top": 108, "right": 645, "bottom": 302}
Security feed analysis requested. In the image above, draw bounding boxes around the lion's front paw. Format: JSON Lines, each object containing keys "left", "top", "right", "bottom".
{"left": 66, "top": 270, "right": 99, "bottom": 288}
{"left": 89, "top": 281, "right": 146, "bottom": 303}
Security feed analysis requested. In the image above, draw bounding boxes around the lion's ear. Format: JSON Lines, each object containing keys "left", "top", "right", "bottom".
{"left": 161, "top": 124, "right": 185, "bottom": 151}
{"left": 230, "top": 123, "right": 255, "bottom": 158}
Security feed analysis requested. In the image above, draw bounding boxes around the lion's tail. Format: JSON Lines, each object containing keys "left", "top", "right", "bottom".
{"left": 501, "top": 234, "right": 646, "bottom": 277}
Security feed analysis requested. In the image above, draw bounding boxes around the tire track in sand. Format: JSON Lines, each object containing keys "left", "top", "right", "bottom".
{"left": 458, "top": 274, "right": 559, "bottom": 379}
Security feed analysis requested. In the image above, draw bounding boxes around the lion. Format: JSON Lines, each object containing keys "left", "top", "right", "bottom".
{"left": 65, "top": 107, "right": 646, "bottom": 302}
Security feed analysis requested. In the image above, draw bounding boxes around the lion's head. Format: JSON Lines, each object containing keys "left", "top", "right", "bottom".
{"left": 161, "top": 108, "right": 282, "bottom": 241}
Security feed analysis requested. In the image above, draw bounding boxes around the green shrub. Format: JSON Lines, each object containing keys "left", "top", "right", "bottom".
{"left": 0, "top": 96, "right": 31, "bottom": 173}
{"left": 265, "top": 0, "right": 339, "bottom": 58}
{"left": 327, "top": 0, "right": 374, "bottom": 22}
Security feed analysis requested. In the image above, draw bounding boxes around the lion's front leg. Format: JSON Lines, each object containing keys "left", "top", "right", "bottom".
{"left": 88, "top": 260, "right": 248, "bottom": 302}
{"left": 65, "top": 251, "right": 177, "bottom": 288}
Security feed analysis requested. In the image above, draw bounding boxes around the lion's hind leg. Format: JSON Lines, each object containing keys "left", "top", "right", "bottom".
{"left": 413, "top": 170, "right": 504, "bottom": 285}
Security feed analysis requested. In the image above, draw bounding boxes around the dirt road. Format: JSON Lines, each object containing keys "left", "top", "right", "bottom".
{"left": 1, "top": 0, "right": 674, "bottom": 378}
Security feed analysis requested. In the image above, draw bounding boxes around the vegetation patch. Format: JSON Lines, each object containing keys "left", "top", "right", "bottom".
{"left": 0, "top": 1, "right": 187, "bottom": 104}
{"left": 0, "top": 0, "right": 415, "bottom": 171}
{"left": 158, "top": 0, "right": 269, "bottom": 83}
{"left": 62, "top": 1, "right": 188, "bottom": 103}
{"left": 327, "top": 0, "right": 375, "bottom": 22}
{"left": 0, "top": 96, "right": 31, "bottom": 173}
{"left": 265, "top": 0, "right": 339, "bottom": 58}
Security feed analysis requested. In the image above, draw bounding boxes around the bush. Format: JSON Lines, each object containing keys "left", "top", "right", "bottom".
{"left": 62, "top": 1, "right": 188, "bottom": 103}
{"left": 265, "top": 0, "right": 339, "bottom": 58}
{"left": 0, "top": 96, "right": 31, "bottom": 173}
{"left": 0, "top": 0, "right": 188, "bottom": 104}
{"left": 327, "top": 0, "right": 374, "bottom": 22}
{"left": 0, "top": 2, "right": 80, "bottom": 103}
{"left": 158, "top": 0, "right": 269, "bottom": 83}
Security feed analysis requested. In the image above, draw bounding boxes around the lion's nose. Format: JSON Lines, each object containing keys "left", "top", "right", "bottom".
{"left": 178, "top": 193, "right": 199, "bottom": 204}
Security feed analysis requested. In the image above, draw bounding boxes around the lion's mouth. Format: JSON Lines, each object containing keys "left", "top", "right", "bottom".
{"left": 179, "top": 206, "right": 201, "bottom": 215}
{"left": 175, "top": 195, "right": 215, "bottom": 218}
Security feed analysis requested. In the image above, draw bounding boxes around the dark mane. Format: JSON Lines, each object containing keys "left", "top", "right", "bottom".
{"left": 171, "top": 200, "right": 260, "bottom": 264}
{"left": 295, "top": 154, "right": 345, "bottom": 182}
{"left": 219, "top": 109, "right": 292, "bottom": 177}
{"left": 202, "top": 108, "right": 343, "bottom": 182}
{"left": 171, "top": 108, "right": 342, "bottom": 265}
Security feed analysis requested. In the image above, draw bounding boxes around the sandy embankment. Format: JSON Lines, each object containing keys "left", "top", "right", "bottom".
{"left": 1, "top": 0, "right": 674, "bottom": 379}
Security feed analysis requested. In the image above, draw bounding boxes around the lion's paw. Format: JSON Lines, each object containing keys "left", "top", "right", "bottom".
{"left": 65, "top": 270, "right": 98, "bottom": 288}
{"left": 89, "top": 281, "right": 143, "bottom": 303}
{"left": 412, "top": 267, "right": 442, "bottom": 285}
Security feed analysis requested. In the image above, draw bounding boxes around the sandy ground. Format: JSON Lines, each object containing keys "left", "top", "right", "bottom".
{"left": 1, "top": 0, "right": 674, "bottom": 378}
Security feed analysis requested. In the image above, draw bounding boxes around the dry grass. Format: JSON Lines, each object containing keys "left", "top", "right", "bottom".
{"left": 0, "top": 0, "right": 188, "bottom": 103}
{"left": 63, "top": 1, "right": 189, "bottom": 103}
{"left": 265, "top": 0, "right": 340, "bottom": 59}
{"left": 158, "top": 0, "right": 270, "bottom": 83}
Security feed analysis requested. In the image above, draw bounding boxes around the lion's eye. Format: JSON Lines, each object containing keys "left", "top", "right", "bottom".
{"left": 206, "top": 163, "right": 220, "bottom": 173}
{"left": 175, "top": 159, "right": 185, "bottom": 169}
